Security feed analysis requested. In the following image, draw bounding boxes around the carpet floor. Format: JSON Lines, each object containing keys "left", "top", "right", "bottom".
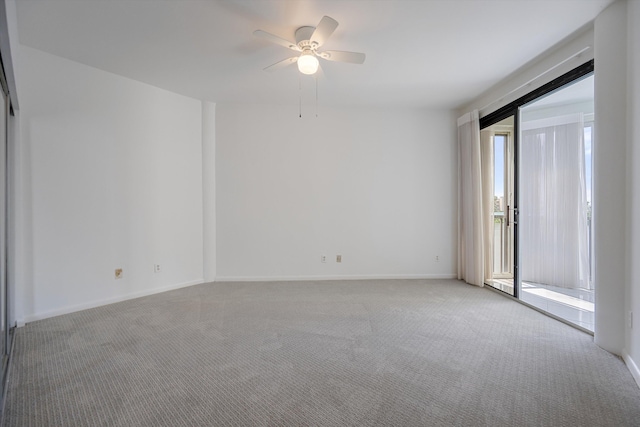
{"left": 3, "top": 279, "right": 640, "bottom": 426}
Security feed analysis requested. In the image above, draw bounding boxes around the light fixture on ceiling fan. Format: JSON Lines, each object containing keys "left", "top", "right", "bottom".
{"left": 254, "top": 16, "right": 366, "bottom": 75}
{"left": 297, "top": 49, "right": 319, "bottom": 75}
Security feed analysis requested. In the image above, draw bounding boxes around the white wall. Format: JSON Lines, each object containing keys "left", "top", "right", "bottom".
{"left": 459, "top": 26, "right": 594, "bottom": 117}
{"left": 625, "top": 0, "right": 640, "bottom": 386}
{"left": 216, "top": 104, "right": 457, "bottom": 280}
{"left": 18, "top": 46, "right": 204, "bottom": 322}
{"left": 1, "top": 0, "right": 22, "bottom": 329}
{"left": 593, "top": 0, "right": 627, "bottom": 356}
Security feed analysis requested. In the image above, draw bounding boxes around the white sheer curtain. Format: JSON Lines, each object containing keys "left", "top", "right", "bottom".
{"left": 520, "top": 113, "right": 591, "bottom": 290}
{"left": 457, "top": 111, "right": 484, "bottom": 286}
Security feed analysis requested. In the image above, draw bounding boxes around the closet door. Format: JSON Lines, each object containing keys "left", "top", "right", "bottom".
{"left": 0, "top": 83, "right": 7, "bottom": 378}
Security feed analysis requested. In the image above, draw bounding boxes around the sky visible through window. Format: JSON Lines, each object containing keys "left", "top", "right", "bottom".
{"left": 494, "top": 135, "right": 505, "bottom": 206}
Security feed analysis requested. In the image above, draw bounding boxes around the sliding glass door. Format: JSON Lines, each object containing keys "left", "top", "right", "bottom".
{"left": 480, "top": 62, "right": 594, "bottom": 331}
{"left": 518, "top": 74, "right": 595, "bottom": 331}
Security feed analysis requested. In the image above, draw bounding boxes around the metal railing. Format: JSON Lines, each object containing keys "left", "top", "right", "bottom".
{"left": 493, "top": 212, "right": 508, "bottom": 275}
{"left": 493, "top": 211, "right": 593, "bottom": 285}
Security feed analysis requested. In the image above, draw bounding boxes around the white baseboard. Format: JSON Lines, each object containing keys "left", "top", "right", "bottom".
{"left": 623, "top": 351, "right": 640, "bottom": 389}
{"left": 19, "top": 275, "right": 457, "bottom": 324}
{"left": 214, "top": 274, "right": 457, "bottom": 282}
{"left": 23, "top": 279, "right": 204, "bottom": 324}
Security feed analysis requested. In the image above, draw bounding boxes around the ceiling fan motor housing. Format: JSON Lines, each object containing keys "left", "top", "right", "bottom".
{"left": 295, "top": 26, "right": 318, "bottom": 50}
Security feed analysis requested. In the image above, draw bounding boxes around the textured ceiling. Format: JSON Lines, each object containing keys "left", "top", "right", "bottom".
{"left": 15, "top": 0, "right": 614, "bottom": 109}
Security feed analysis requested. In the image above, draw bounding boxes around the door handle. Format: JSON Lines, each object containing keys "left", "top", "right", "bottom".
{"left": 506, "top": 205, "right": 509, "bottom": 227}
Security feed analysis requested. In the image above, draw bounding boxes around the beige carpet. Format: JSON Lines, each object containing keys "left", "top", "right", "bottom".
{"left": 3, "top": 279, "right": 640, "bottom": 426}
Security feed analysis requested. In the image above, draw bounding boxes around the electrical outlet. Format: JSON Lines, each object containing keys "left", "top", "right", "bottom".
{"left": 321, "top": 255, "right": 326, "bottom": 263}
{"left": 336, "top": 254, "right": 342, "bottom": 263}
{"left": 154, "top": 264, "right": 161, "bottom": 273}
{"left": 435, "top": 255, "right": 440, "bottom": 262}
{"left": 115, "top": 268, "right": 123, "bottom": 279}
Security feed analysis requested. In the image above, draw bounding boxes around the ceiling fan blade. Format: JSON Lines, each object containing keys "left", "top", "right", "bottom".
{"left": 317, "top": 50, "right": 366, "bottom": 64}
{"left": 253, "top": 30, "right": 300, "bottom": 52}
{"left": 310, "top": 16, "right": 338, "bottom": 47}
{"left": 263, "top": 56, "right": 298, "bottom": 72}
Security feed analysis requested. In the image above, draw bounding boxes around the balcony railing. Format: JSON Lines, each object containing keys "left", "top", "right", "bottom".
{"left": 493, "top": 212, "right": 509, "bottom": 275}
{"left": 493, "top": 211, "right": 593, "bottom": 284}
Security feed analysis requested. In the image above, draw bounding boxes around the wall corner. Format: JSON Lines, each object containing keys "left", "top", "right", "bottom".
{"left": 202, "top": 101, "right": 216, "bottom": 282}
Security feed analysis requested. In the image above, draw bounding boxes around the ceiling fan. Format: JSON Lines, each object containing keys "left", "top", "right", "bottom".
{"left": 254, "top": 16, "right": 366, "bottom": 75}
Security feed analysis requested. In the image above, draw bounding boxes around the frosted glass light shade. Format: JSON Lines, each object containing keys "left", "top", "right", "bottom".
{"left": 297, "top": 51, "right": 319, "bottom": 75}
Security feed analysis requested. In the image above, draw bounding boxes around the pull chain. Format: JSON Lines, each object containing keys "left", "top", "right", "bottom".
{"left": 315, "top": 75, "right": 318, "bottom": 118}
{"left": 299, "top": 73, "right": 302, "bottom": 118}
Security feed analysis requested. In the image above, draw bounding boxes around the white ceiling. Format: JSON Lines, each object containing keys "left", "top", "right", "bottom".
{"left": 15, "top": 0, "right": 614, "bottom": 109}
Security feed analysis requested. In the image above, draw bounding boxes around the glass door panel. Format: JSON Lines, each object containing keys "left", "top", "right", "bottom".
{"left": 483, "top": 116, "right": 515, "bottom": 296}
{"left": 518, "top": 74, "right": 595, "bottom": 331}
